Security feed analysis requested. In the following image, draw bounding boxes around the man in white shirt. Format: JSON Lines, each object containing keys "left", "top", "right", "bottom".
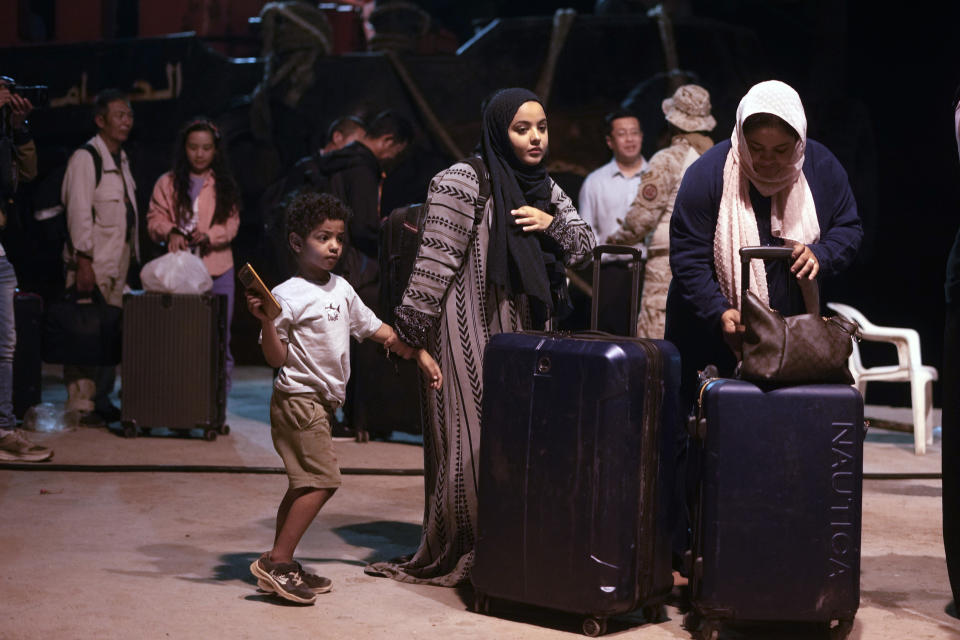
{"left": 576, "top": 109, "right": 648, "bottom": 334}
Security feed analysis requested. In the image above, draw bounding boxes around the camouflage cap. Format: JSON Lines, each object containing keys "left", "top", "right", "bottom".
{"left": 662, "top": 84, "right": 717, "bottom": 133}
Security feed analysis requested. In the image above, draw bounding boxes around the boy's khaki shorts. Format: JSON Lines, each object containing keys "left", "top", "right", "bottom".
{"left": 270, "top": 390, "right": 342, "bottom": 489}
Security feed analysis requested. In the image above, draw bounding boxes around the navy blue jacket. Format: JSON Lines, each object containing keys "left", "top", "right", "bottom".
{"left": 665, "top": 138, "right": 863, "bottom": 386}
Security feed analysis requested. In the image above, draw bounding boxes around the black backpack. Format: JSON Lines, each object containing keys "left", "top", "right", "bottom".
{"left": 259, "top": 152, "right": 330, "bottom": 284}
{"left": 378, "top": 156, "right": 490, "bottom": 326}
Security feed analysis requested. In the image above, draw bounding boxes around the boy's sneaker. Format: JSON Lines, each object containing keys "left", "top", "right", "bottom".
{"left": 250, "top": 554, "right": 318, "bottom": 604}
{"left": 257, "top": 571, "right": 332, "bottom": 594}
{"left": 254, "top": 553, "right": 332, "bottom": 594}
{"left": 0, "top": 430, "right": 53, "bottom": 462}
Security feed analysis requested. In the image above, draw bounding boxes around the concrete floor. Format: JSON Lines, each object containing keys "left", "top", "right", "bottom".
{"left": 1, "top": 365, "right": 957, "bottom": 639}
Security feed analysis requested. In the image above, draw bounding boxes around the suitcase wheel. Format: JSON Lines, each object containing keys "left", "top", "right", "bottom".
{"left": 203, "top": 429, "right": 218, "bottom": 442}
{"left": 472, "top": 592, "right": 490, "bottom": 615}
{"left": 581, "top": 616, "right": 607, "bottom": 637}
{"left": 829, "top": 618, "right": 854, "bottom": 640}
{"left": 218, "top": 424, "right": 230, "bottom": 436}
{"left": 121, "top": 421, "right": 138, "bottom": 438}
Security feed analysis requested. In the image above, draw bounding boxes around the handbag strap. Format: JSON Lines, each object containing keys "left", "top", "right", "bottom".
{"left": 739, "top": 246, "right": 819, "bottom": 314}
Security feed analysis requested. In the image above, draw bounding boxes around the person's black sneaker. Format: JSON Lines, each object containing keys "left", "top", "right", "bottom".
{"left": 96, "top": 404, "right": 122, "bottom": 424}
{"left": 250, "top": 554, "right": 317, "bottom": 604}
{"left": 331, "top": 421, "right": 357, "bottom": 442}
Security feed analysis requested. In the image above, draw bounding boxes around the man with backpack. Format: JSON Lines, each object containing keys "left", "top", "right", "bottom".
{"left": 60, "top": 88, "right": 139, "bottom": 427}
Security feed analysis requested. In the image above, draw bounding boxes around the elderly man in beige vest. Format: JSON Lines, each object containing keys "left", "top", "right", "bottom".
{"left": 61, "top": 89, "right": 139, "bottom": 426}
{"left": 608, "top": 84, "right": 716, "bottom": 338}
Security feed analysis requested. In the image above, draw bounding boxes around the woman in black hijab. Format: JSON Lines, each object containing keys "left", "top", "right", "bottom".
{"left": 366, "top": 88, "right": 595, "bottom": 586}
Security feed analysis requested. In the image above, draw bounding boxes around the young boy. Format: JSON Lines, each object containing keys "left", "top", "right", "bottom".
{"left": 246, "top": 191, "right": 441, "bottom": 605}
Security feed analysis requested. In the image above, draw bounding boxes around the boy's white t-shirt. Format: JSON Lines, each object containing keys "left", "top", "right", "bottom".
{"left": 265, "top": 274, "right": 382, "bottom": 406}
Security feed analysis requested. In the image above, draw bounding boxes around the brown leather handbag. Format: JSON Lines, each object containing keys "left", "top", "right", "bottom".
{"left": 739, "top": 247, "right": 858, "bottom": 385}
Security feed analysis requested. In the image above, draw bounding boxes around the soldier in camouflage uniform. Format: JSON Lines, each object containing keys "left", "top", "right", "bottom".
{"left": 608, "top": 84, "right": 716, "bottom": 338}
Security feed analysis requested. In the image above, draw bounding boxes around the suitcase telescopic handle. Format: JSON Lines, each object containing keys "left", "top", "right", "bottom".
{"left": 590, "top": 244, "right": 643, "bottom": 337}
{"left": 593, "top": 244, "right": 644, "bottom": 261}
{"left": 739, "top": 245, "right": 820, "bottom": 313}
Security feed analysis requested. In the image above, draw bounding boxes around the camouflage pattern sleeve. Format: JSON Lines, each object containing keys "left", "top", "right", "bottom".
{"left": 607, "top": 146, "right": 683, "bottom": 245}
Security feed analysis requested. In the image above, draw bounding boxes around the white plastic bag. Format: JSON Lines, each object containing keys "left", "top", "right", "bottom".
{"left": 140, "top": 251, "right": 213, "bottom": 294}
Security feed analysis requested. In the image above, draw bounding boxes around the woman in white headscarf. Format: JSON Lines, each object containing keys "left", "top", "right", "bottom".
{"left": 665, "top": 80, "right": 863, "bottom": 406}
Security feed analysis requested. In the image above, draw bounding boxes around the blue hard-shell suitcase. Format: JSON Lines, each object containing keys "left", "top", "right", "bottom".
{"left": 685, "top": 247, "right": 864, "bottom": 640}
{"left": 471, "top": 246, "right": 680, "bottom": 637}
{"left": 687, "top": 379, "right": 863, "bottom": 639}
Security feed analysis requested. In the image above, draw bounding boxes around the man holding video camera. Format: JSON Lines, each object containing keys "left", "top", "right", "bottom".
{"left": 0, "top": 76, "right": 38, "bottom": 229}
{"left": 0, "top": 75, "right": 52, "bottom": 461}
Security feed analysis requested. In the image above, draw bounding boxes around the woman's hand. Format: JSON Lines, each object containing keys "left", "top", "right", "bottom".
{"left": 168, "top": 231, "right": 189, "bottom": 253}
{"left": 784, "top": 239, "right": 819, "bottom": 280}
{"left": 721, "top": 307, "right": 745, "bottom": 354}
{"left": 190, "top": 230, "right": 210, "bottom": 249}
{"left": 416, "top": 349, "right": 443, "bottom": 390}
{"left": 511, "top": 206, "right": 553, "bottom": 232}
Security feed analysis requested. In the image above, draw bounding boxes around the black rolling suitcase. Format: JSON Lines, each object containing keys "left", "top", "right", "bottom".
{"left": 120, "top": 292, "right": 228, "bottom": 440}
{"left": 472, "top": 245, "right": 678, "bottom": 637}
{"left": 685, "top": 248, "right": 864, "bottom": 640}
{"left": 12, "top": 291, "right": 43, "bottom": 419}
{"left": 362, "top": 156, "right": 490, "bottom": 441}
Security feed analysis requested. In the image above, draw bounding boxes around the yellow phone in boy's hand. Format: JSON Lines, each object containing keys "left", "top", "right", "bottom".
{"left": 238, "top": 263, "right": 282, "bottom": 320}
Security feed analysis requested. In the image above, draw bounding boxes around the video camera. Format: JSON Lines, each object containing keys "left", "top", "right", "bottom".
{"left": 0, "top": 75, "right": 49, "bottom": 109}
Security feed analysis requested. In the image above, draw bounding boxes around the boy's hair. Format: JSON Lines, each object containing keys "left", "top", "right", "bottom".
{"left": 364, "top": 109, "right": 414, "bottom": 144}
{"left": 285, "top": 191, "right": 352, "bottom": 241}
{"left": 604, "top": 108, "right": 641, "bottom": 136}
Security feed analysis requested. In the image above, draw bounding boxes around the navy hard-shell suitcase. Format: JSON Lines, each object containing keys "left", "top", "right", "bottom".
{"left": 685, "top": 246, "right": 864, "bottom": 639}
{"left": 472, "top": 246, "right": 680, "bottom": 637}
{"left": 687, "top": 379, "right": 863, "bottom": 639}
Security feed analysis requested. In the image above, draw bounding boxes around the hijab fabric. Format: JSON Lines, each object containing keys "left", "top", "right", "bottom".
{"left": 714, "top": 80, "right": 821, "bottom": 310}
{"left": 480, "top": 88, "right": 557, "bottom": 317}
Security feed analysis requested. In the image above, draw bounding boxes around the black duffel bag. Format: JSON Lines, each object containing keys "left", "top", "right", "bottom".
{"left": 42, "top": 287, "right": 122, "bottom": 366}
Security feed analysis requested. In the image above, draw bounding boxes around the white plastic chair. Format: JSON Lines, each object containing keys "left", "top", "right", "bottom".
{"left": 826, "top": 302, "right": 938, "bottom": 455}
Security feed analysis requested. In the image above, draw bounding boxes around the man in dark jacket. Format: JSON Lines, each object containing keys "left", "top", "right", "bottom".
{"left": 322, "top": 110, "right": 413, "bottom": 264}
{"left": 317, "top": 109, "right": 414, "bottom": 441}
